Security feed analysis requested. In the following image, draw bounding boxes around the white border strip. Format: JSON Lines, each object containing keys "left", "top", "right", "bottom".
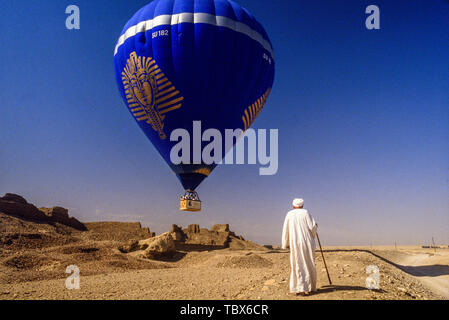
{"left": 114, "top": 12, "right": 274, "bottom": 59}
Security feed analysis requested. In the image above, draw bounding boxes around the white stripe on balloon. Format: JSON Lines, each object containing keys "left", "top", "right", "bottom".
{"left": 114, "top": 12, "right": 274, "bottom": 59}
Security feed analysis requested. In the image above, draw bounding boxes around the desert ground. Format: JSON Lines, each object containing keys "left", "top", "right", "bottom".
{"left": 0, "top": 194, "right": 448, "bottom": 300}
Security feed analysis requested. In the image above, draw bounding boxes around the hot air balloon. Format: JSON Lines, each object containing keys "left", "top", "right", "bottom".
{"left": 114, "top": 0, "right": 275, "bottom": 211}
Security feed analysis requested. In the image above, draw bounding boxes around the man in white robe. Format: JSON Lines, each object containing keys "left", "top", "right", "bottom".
{"left": 282, "top": 198, "right": 318, "bottom": 295}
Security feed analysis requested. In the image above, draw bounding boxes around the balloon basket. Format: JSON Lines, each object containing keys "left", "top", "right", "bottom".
{"left": 180, "top": 190, "right": 201, "bottom": 212}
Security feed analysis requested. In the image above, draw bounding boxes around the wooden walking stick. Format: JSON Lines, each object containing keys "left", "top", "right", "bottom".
{"left": 317, "top": 232, "right": 332, "bottom": 285}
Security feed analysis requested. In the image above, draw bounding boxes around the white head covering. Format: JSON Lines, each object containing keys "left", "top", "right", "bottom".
{"left": 292, "top": 198, "right": 304, "bottom": 208}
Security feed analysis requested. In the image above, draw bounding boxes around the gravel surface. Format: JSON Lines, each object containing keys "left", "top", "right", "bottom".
{"left": 0, "top": 248, "right": 444, "bottom": 300}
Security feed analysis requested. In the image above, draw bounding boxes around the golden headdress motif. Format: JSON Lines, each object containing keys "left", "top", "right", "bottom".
{"left": 122, "top": 52, "right": 184, "bottom": 140}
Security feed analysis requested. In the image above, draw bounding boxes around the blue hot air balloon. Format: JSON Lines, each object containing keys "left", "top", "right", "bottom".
{"left": 114, "top": 0, "right": 275, "bottom": 210}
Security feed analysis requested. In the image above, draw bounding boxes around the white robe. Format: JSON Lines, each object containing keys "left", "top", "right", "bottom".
{"left": 282, "top": 208, "right": 318, "bottom": 293}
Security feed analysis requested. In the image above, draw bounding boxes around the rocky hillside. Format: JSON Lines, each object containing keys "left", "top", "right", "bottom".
{"left": 0, "top": 193, "right": 85, "bottom": 230}
{"left": 0, "top": 192, "right": 267, "bottom": 285}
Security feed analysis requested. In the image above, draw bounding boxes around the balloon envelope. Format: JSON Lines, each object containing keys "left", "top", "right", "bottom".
{"left": 114, "top": 0, "right": 275, "bottom": 191}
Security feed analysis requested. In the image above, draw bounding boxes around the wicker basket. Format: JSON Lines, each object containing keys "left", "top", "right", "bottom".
{"left": 180, "top": 198, "right": 201, "bottom": 212}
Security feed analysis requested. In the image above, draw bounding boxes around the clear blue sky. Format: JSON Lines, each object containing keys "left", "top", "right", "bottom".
{"left": 0, "top": 0, "right": 448, "bottom": 246}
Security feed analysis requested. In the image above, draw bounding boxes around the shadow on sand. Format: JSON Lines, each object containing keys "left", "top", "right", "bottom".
{"left": 322, "top": 249, "right": 449, "bottom": 278}
{"left": 397, "top": 265, "right": 449, "bottom": 277}
{"left": 316, "top": 285, "right": 376, "bottom": 294}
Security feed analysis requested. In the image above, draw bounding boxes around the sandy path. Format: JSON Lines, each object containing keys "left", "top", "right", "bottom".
{"left": 396, "top": 252, "right": 449, "bottom": 299}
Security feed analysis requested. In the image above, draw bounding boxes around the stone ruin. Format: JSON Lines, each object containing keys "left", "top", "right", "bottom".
{"left": 118, "top": 223, "right": 261, "bottom": 260}
{"left": 170, "top": 223, "right": 245, "bottom": 248}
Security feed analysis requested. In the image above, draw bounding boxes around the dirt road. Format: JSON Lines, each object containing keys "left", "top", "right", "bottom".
{"left": 372, "top": 247, "right": 449, "bottom": 299}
